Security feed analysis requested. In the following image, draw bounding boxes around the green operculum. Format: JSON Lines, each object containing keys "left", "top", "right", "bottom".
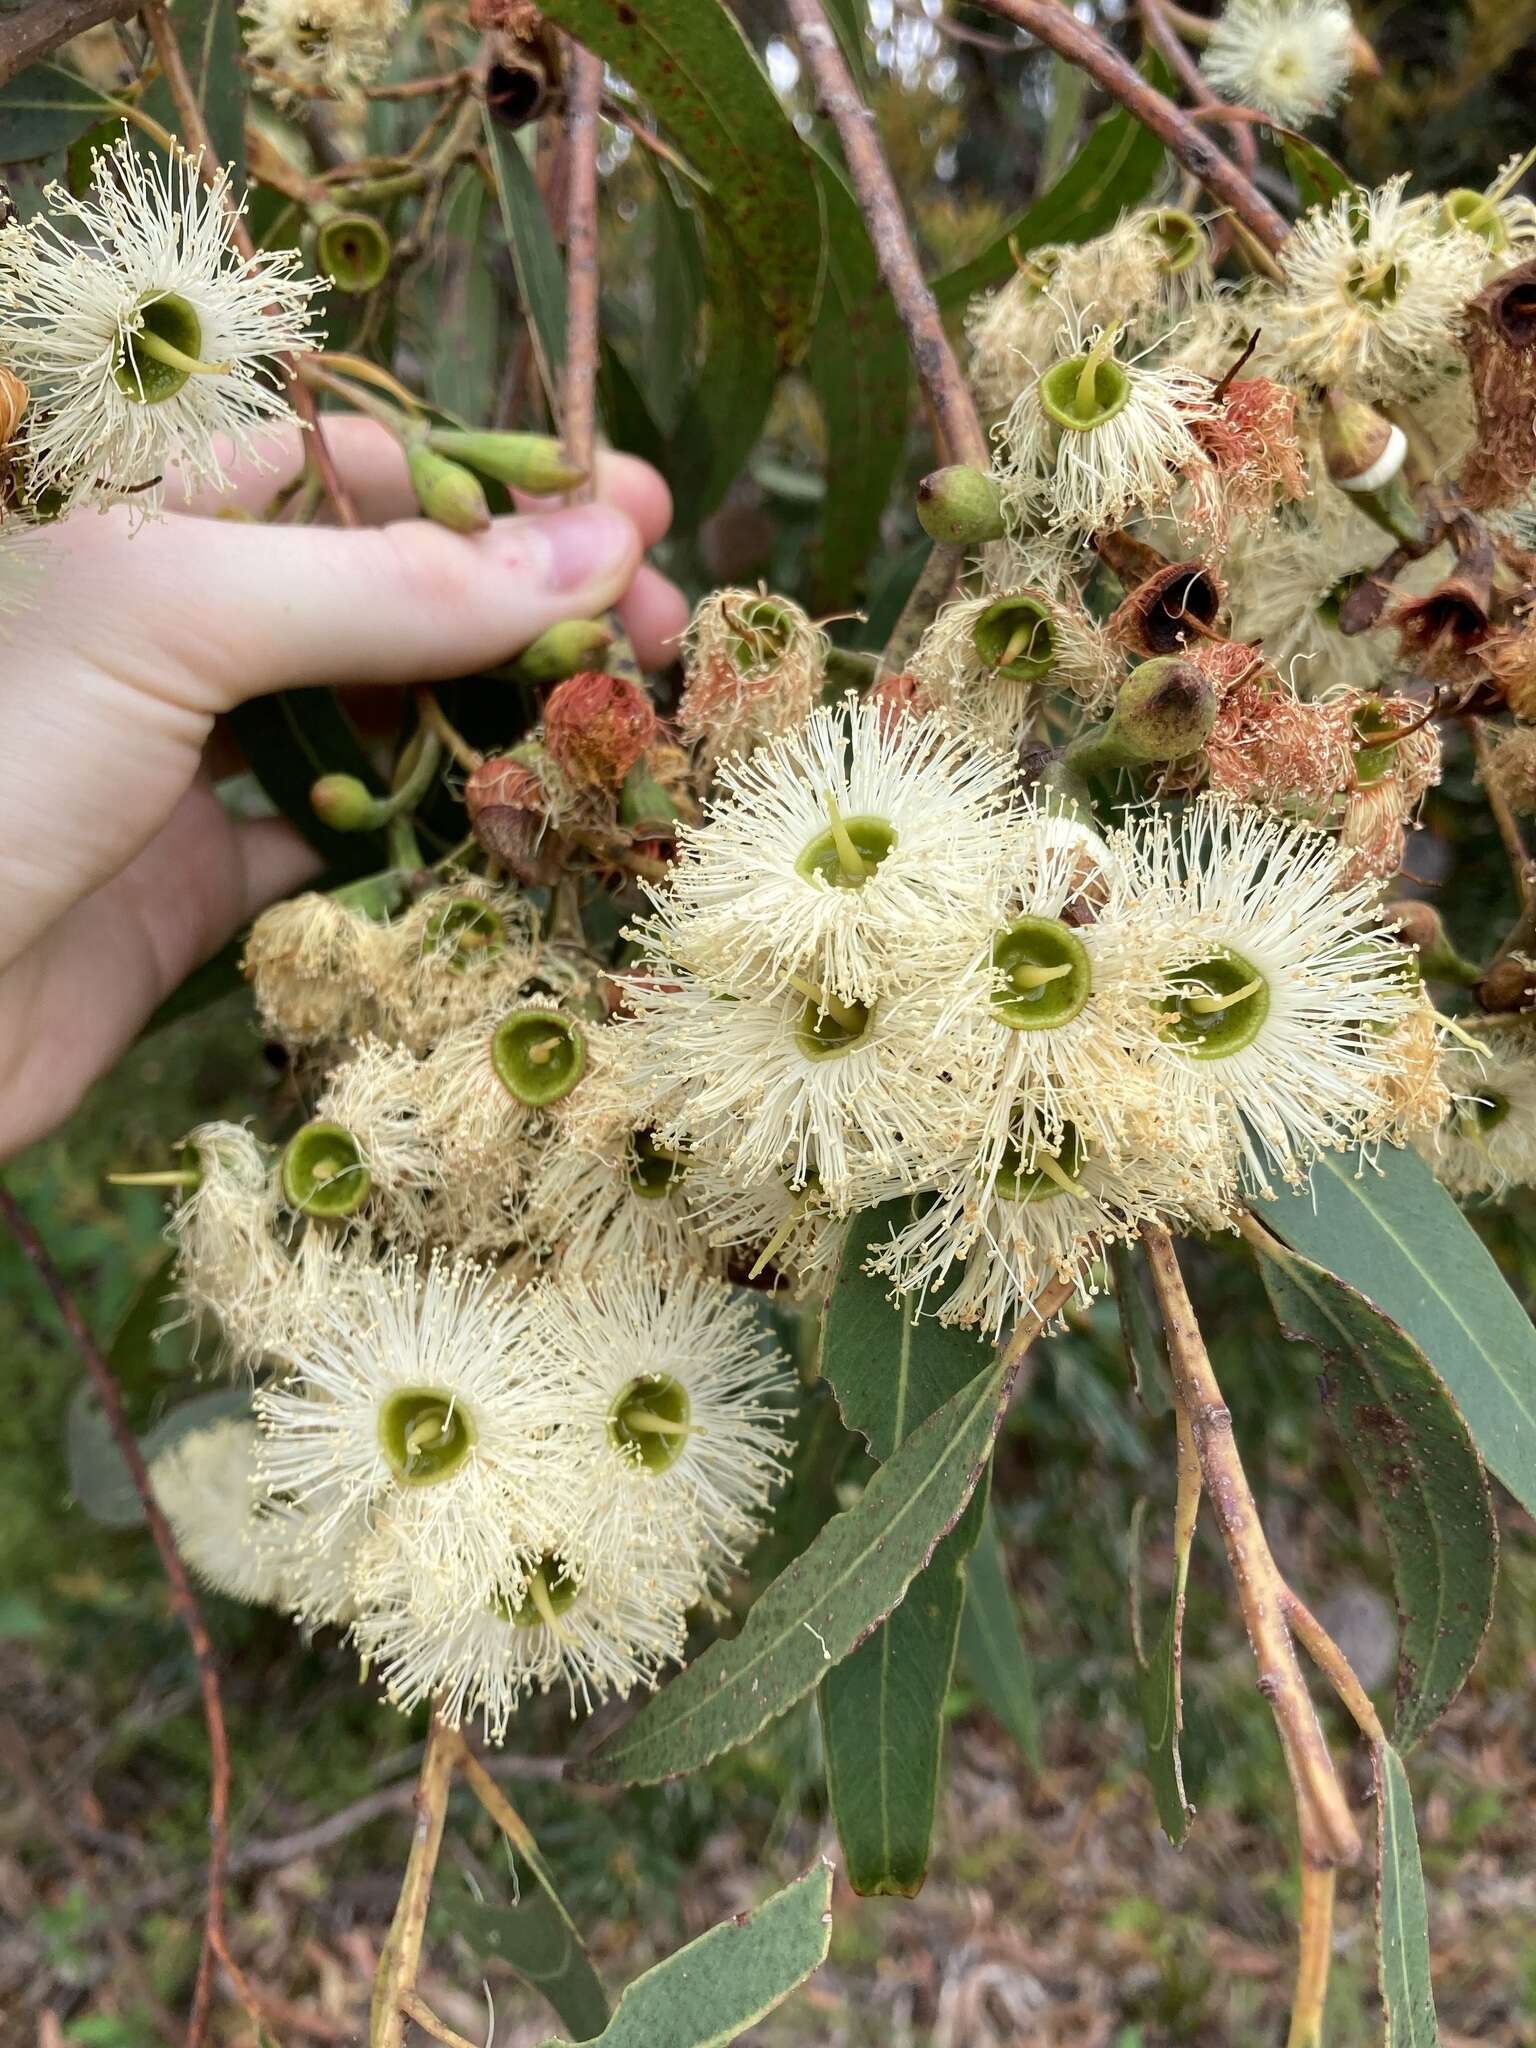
{"left": 628, "top": 1127, "right": 688, "bottom": 1199}
{"left": 1038, "top": 331, "right": 1130, "bottom": 433}
{"left": 796, "top": 790, "right": 896, "bottom": 889}
{"left": 281, "top": 1119, "right": 372, "bottom": 1218}
{"left": 1144, "top": 207, "right": 1203, "bottom": 276}
{"left": 1456, "top": 1088, "right": 1510, "bottom": 1138}
{"left": 422, "top": 896, "right": 506, "bottom": 972}
{"left": 973, "top": 594, "right": 1057, "bottom": 682}
{"left": 379, "top": 1388, "right": 475, "bottom": 1485}
{"left": 491, "top": 1008, "right": 587, "bottom": 1106}
{"left": 1441, "top": 189, "right": 1505, "bottom": 250}
{"left": 504, "top": 1555, "right": 580, "bottom": 1632}
{"left": 1162, "top": 949, "right": 1270, "bottom": 1059}
{"left": 995, "top": 1122, "right": 1088, "bottom": 1202}
{"left": 990, "top": 916, "right": 1091, "bottom": 1031}
{"left": 790, "top": 976, "right": 875, "bottom": 1059}
{"left": 608, "top": 1372, "right": 692, "bottom": 1473}
{"left": 115, "top": 293, "right": 228, "bottom": 402}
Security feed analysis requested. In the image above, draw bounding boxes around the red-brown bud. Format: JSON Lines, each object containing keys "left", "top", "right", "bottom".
{"left": 542, "top": 671, "right": 660, "bottom": 791}
{"left": 465, "top": 754, "right": 566, "bottom": 885}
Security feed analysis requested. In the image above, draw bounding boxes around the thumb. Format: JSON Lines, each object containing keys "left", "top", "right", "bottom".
{"left": 56, "top": 500, "right": 647, "bottom": 709}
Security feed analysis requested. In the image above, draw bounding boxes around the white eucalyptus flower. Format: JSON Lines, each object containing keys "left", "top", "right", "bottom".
{"left": 685, "top": 1161, "right": 853, "bottom": 1295}
{"left": 1201, "top": 0, "right": 1354, "bottom": 128}
{"left": 0, "top": 141, "right": 321, "bottom": 513}
{"left": 243, "top": 0, "right": 409, "bottom": 105}
{"left": 150, "top": 1417, "right": 286, "bottom": 1606}
{"left": 912, "top": 586, "right": 1118, "bottom": 751}
{"left": 1417, "top": 1035, "right": 1536, "bottom": 1197}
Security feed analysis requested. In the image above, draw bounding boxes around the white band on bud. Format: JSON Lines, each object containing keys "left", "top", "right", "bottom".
{"left": 1339, "top": 422, "right": 1408, "bottom": 495}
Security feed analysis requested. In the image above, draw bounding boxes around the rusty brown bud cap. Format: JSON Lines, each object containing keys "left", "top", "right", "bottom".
{"left": 543, "top": 671, "right": 660, "bottom": 790}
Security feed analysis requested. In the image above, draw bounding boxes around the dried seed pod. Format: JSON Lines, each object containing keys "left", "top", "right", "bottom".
{"left": 1459, "top": 257, "right": 1536, "bottom": 509}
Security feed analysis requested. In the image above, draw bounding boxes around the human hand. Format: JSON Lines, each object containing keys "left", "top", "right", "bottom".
{"left": 0, "top": 415, "right": 687, "bottom": 1158}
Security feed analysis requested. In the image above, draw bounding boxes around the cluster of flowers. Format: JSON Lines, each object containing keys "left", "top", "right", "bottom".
{"left": 241, "top": 0, "right": 410, "bottom": 106}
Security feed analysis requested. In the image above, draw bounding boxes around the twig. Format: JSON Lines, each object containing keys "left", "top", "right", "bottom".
{"left": 1286, "top": 1862, "right": 1337, "bottom": 2048}
{"left": 1141, "top": 1228, "right": 1361, "bottom": 1869}
{"left": 1472, "top": 719, "right": 1536, "bottom": 914}
{"left": 1138, "top": 0, "right": 1263, "bottom": 258}
{"left": 0, "top": 1188, "right": 232, "bottom": 2047}
{"left": 782, "top": 0, "right": 990, "bottom": 470}
{"left": 450, "top": 1736, "right": 541, "bottom": 1862}
{"left": 369, "top": 1711, "right": 458, "bottom": 2048}
{"left": 0, "top": 0, "right": 135, "bottom": 84}
{"left": 972, "top": 0, "right": 1292, "bottom": 256}
{"left": 1280, "top": 1587, "right": 1389, "bottom": 1748}
{"left": 398, "top": 1993, "right": 479, "bottom": 2048}
{"left": 559, "top": 38, "right": 605, "bottom": 485}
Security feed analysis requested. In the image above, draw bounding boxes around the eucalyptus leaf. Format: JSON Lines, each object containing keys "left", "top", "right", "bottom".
{"left": 1253, "top": 1230, "right": 1497, "bottom": 1746}
{"left": 1131, "top": 1455, "right": 1198, "bottom": 1849}
{"left": 69, "top": 1385, "right": 252, "bottom": 1530}
{"left": 1278, "top": 131, "right": 1358, "bottom": 213}
{"left": 483, "top": 115, "right": 566, "bottom": 413}
{"left": 957, "top": 1506, "right": 1042, "bottom": 1770}
{"left": 1255, "top": 1145, "right": 1536, "bottom": 1518}
{"left": 224, "top": 691, "right": 390, "bottom": 876}
{"left": 1108, "top": 1239, "right": 1169, "bottom": 1413}
{"left": 582, "top": 1349, "right": 1013, "bottom": 1785}
{"left": 436, "top": 1875, "right": 608, "bottom": 2041}
{"left": 533, "top": 1862, "right": 832, "bottom": 2048}
{"left": 141, "top": 0, "right": 247, "bottom": 188}
{"left": 1374, "top": 1743, "right": 1441, "bottom": 2048}
{"left": 0, "top": 61, "right": 109, "bottom": 166}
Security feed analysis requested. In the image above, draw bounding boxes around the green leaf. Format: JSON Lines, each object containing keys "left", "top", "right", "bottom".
{"left": 957, "top": 1505, "right": 1042, "bottom": 1770}
{"left": 1255, "top": 1145, "right": 1536, "bottom": 1519}
{"left": 1374, "top": 1743, "right": 1441, "bottom": 2048}
{"left": 483, "top": 114, "right": 566, "bottom": 414}
{"left": 1278, "top": 131, "right": 1357, "bottom": 214}
{"left": 807, "top": 159, "right": 910, "bottom": 608}
{"left": 1130, "top": 1452, "right": 1198, "bottom": 1848}
{"left": 141, "top": 0, "right": 247, "bottom": 187}
{"left": 419, "top": 169, "right": 501, "bottom": 419}
{"left": 0, "top": 62, "right": 109, "bottom": 165}
{"left": 538, "top": 0, "right": 825, "bottom": 365}
{"left": 644, "top": 166, "right": 705, "bottom": 435}
{"left": 820, "top": 0, "right": 872, "bottom": 95}
{"left": 534, "top": 1862, "right": 832, "bottom": 2048}
{"left": 1039, "top": 53, "right": 1089, "bottom": 186}
{"left": 1107, "top": 1239, "right": 1169, "bottom": 1414}
{"left": 436, "top": 1877, "right": 609, "bottom": 2041}
{"left": 1251, "top": 1231, "right": 1497, "bottom": 1747}
{"left": 821, "top": 1486, "right": 984, "bottom": 1896}
{"left": 582, "top": 1349, "right": 1014, "bottom": 1785}
{"left": 224, "top": 691, "right": 389, "bottom": 876}
{"left": 933, "top": 104, "right": 1167, "bottom": 311}
{"left": 666, "top": 209, "right": 778, "bottom": 527}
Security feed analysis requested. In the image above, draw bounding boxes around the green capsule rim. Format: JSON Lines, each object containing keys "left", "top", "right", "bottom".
{"left": 280, "top": 1118, "right": 372, "bottom": 1218}
{"left": 490, "top": 1008, "right": 588, "bottom": 1107}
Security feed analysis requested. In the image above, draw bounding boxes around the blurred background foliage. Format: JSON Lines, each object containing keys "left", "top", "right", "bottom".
{"left": 4, "top": 2, "right": 1536, "bottom": 2043}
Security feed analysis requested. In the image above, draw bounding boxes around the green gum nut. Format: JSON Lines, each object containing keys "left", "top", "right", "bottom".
{"left": 607, "top": 1372, "right": 692, "bottom": 1472}
{"left": 1351, "top": 700, "right": 1400, "bottom": 786}
{"left": 281, "top": 1119, "right": 372, "bottom": 1218}
{"left": 491, "top": 1009, "right": 587, "bottom": 1106}
{"left": 114, "top": 291, "right": 209, "bottom": 403}
{"left": 795, "top": 995, "right": 875, "bottom": 1061}
{"left": 425, "top": 429, "right": 586, "bottom": 494}
{"left": 915, "top": 464, "right": 1007, "bottom": 544}
{"left": 1143, "top": 207, "right": 1204, "bottom": 276}
{"left": 310, "top": 772, "right": 384, "bottom": 833}
{"left": 990, "top": 916, "right": 1091, "bottom": 1030}
{"left": 972, "top": 593, "right": 1058, "bottom": 683}
{"left": 378, "top": 1387, "right": 475, "bottom": 1485}
{"left": 421, "top": 896, "right": 506, "bottom": 972}
{"left": 511, "top": 617, "right": 613, "bottom": 684}
{"left": 505, "top": 1555, "right": 580, "bottom": 1628}
{"left": 315, "top": 209, "right": 391, "bottom": 293}
{"left": 1441, "top": 189, "right": 1506, "bottom": 251}
{"left": 1162, "top": 949, "right": 1270, "bottom": 1060}
{"left": 406, "top": 443, "right": 491, "bottom": 534}
{"left": 725, "top": 595, "right": 795, "bottom": 670}
{"left": 995, "top": 1121, "right": 1088, "bottom": 1202}
{"left": 628, "top": 1128, "right": 688, "bottom": 1199}
{"left": 1038, "top": 349, "right": 1131, "bottom": 433}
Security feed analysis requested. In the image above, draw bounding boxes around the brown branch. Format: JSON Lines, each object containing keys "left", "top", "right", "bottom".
{"left": 1287, "top": 1862, "right": 1337, "bottom": 2048}
{"left": 398, "top": 1993, "right": 479, "bottom": 2048}
{"left": 0, "top": 1188, "right": 231, "bottom": 2048}
{"left": 137, "top": 0, "right": 360, "bottom": 527}
{"left": 782, "top": 0, "right": 990, "bottom": 470}
{"left": 1281, "top": 1587, "right": 1389, "bottom": 1748}
{"left": 559, "top": 38, "right": 605, "bottom": 486}
{"left": 1138, "top": 0, "right": 1261, "bottom": 227}
{"left": 1472, "top": 718, "right": 1536, "bottom": 915}
{"left": 972, "top": 0, "right": 1292, "bottom": 256}
{"left": 0, "top": 0, "right": 135, "bottom": 86}
{"left": 1142, "top": 1228, "right": 1361, "bottom": 1869}
{"left": 369, "top": 1711, "right": 458, "bottom": 2048}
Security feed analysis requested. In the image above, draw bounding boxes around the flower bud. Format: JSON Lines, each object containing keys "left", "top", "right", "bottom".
{"left": 915, "top": 464, "right": 1006, "bottom": 544}
{"left": 1477, "top": 955, "right": 1536, "bottom": 1015}
{"left": 503, "top": 617, "right": 613, "bottom": 684}
{"left": 1319, "top": 389, "right": 1423, "bottom": 545}
{"left": 543, "top": 671, "right": 659, "bottom": 790}
{"left": 1387, "top": 900, "right": 1478, "bottom": 985}
{"left": 406, "top": 443, "right": 491, "bottom": 533}
{"left": 314, "top": 208, "right": 392, "bottom": 294}
{"left": 425, "top": 428, "right": 586, "bottom": 494}
{"left": 1109, "top": 657, "right": 1217, "bottom": 762}
{"left": 465, "top": 751, "right": 566, "bottom": 885}
{"left": 310, "top": 773, "right": 384, "bottom": 832}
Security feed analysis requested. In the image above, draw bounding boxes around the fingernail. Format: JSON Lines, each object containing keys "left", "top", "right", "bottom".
{"left": 528, "top": 503, "right": 636, "bottom": 592}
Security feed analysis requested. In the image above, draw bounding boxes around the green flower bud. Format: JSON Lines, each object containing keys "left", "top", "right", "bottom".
{"left": 1319, "top": 389, "right": 1423, "bottom": 547}
{"left": 310, "top": 773, "right": 385, "bottom": 833}
{"left": 281, "top": 1120, "right": 371, "bottom": 1219}
{"left": 618, "top": 761, "right": 684, "bottom": 832}
{"left": 406, "top": 444, "right": 492, "bottom": 533}
{"left": 1387, "top": 900, "right": 1478, "bottom": 986}
{"left": 1113, "top": 658, "right": 1216, "bottom": 762}
{"left": 315, "top": 208, "right": 392, "bottom": 294}
{"left": 506, "top": 617, "right": 614, "bottom": 684}
{"left": 915, "top": 464, "right": 1006, "bottom": 544}
{"left": 425, "top": 428, "right": 586, "bottom": 494}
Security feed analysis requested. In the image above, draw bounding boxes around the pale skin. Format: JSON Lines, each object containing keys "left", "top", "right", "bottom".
{"left": 0, "top": 415, "right": 689, "bottom": 1158}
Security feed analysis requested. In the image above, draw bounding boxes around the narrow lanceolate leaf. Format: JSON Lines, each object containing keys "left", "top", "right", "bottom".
{"left": 667, "top": 203, "right": 778, "bottom": 527}
{"left": 822, "top": 1485, "right": 987, "bottom": 1896}
{"left": 1108, "top": 1239, "right": 1169, "bottom": 1414}
{"left": 419, "top": 169, "right": 501, "bottom": 421}
{"left": 1278, "top": 131, "right": 1359, "bottom": 213}
{"left": 138, "top": 0, "right": 247, "bottom": 187}
{"left": 1131, "top": 1414, "right": 1200, "bottom": 1847}
{"left": 1374, "top": 1744, "right": 1441, "bottom": 2048}
{"left": 533, "top": 1863, "right": 833, "bottom": 2048}
{"left": 483, "top": 115, "right": 566, "bottom": 412}
{"left": 957, "top": 1506, "right": 1042, "bottom": 1770}
{"left": 435, "top": 1876, "right": 609, "bottom": 2041}
{"left": 1255, "top": 1145, "right": 1536, "bottom": 1518}
{"left": 0, "top": 63, "right": 109, "bottom": 166}
{"left": 808, "top": 159, "right": 910, "bottom": 608}
{"left": 932, "top": 103, "right": 1167, "bottom": 311}
{"left": 1253, "top": 1233, "right": 1497, "bottom": 1748}
{"left": 581, "top": 1352, "right": 1013, "bottom": 1785}
{"left": 538, "top": 0, "right": 826, "bottom": 364}
{"left": 224, "top": 692, "right": 389, "bottom": 876}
